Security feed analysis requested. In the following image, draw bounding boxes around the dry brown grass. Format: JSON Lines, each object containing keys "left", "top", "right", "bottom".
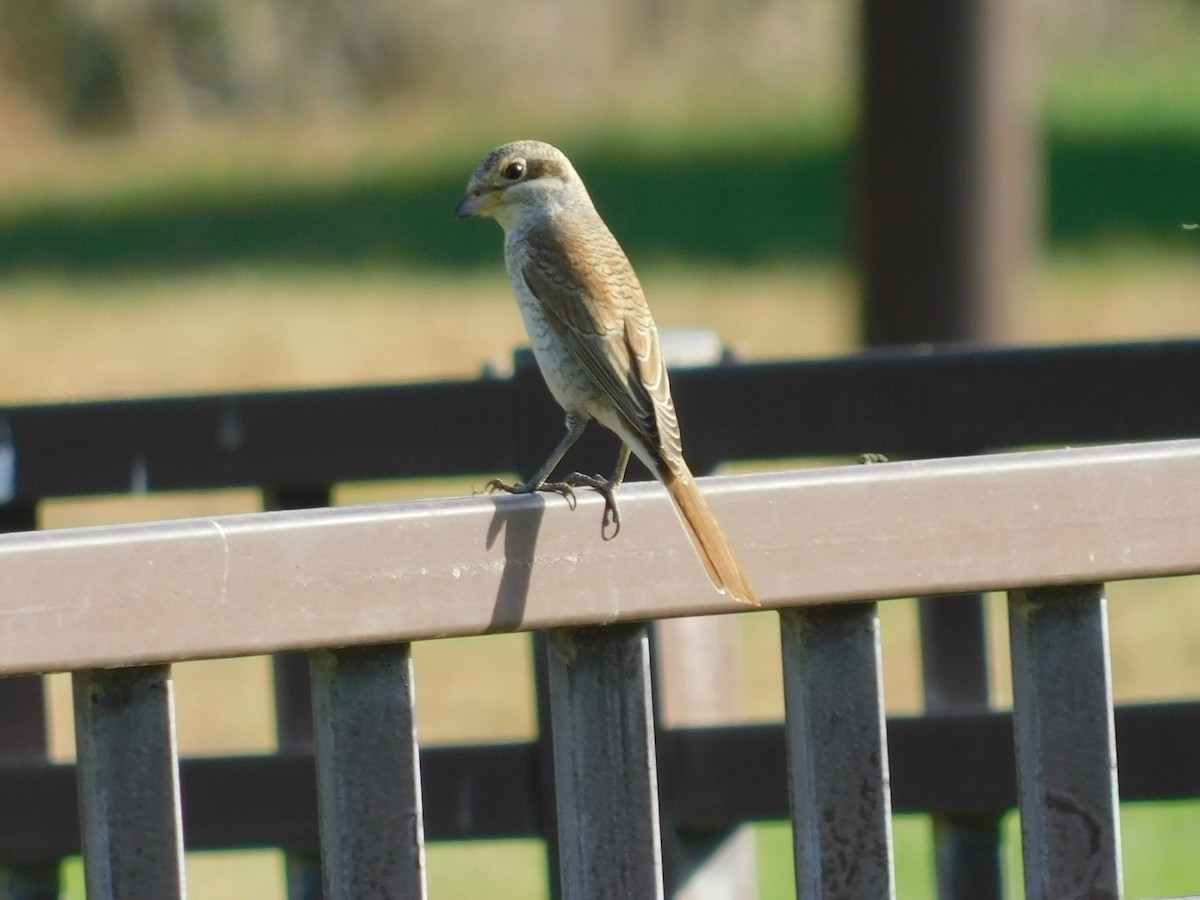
{"left": 0, "top": 265, "right": 855, "bottom": 404}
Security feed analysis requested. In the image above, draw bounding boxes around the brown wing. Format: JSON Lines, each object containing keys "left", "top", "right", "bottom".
{"left": 520, "top": 216, "right": 684, "bottom": 471}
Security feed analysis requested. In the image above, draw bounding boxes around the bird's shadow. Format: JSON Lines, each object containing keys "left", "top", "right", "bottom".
{"left": 483, "top": 482, "right": 622, "bottom": 630}
{"left": 484, "top": 495, "right": 547, "bottom": 633}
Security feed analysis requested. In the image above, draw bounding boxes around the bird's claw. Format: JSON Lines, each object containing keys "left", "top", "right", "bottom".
{"left": 482, "top": 477, "right": 523, "bottom": 496}
{"left": 484, "top": 478, "right": 577, "bottom": 509}
{"left": 540, "top": 481, "right": 579, "bottom": 509}
{"left": 563, "top": 473, "right": 622, "bottom": 538}
{"left": 483, "top": 474, "right": 621, "bottom": 536}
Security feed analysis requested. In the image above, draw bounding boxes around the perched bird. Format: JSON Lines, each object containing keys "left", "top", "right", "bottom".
{"left": 456, "top": 140, "right": 758, "bottom": 606}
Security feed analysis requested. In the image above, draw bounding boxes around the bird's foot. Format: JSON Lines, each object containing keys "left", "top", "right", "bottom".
{"left": 483, "top": 478, "right": 577, "bottom": 510}
{"left": 858, "top": 452, "right": 889, "bottom": 465}
{"left": 562, "top": 473, "right": 623, "bottom": 538}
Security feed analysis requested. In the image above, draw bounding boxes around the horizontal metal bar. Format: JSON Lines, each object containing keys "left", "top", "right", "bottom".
{"left": 3, "top": 341, "right": 1200, "bottom": 501}
{"left": 0, "top": 378, "right": 515, "bottom": 501}
{"left": 2, "top": 439, "right": 1200, "bottom": 673}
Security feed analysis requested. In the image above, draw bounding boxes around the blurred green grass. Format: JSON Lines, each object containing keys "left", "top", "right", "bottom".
{"left": 2, "top": 70, "right": 1199, "bottom": 279}
{"left": 56, "top": 801, "right": 1200, "bottom": 898}
{"left": 1, "top": 132, "right": 1196, "bottom": 277}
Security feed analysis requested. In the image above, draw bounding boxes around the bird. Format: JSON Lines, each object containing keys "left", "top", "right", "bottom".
{"left": 455, "top": 140, "right": 758, "bottom": 606}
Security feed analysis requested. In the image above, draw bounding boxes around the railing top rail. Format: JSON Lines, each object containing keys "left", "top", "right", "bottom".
{"left": 1, "top": 438, "right": 1198, "bottom": 675}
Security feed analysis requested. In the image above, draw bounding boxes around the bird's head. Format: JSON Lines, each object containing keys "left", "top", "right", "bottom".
{"left": 455, "top": 140, "right": 586, "bottom": 231}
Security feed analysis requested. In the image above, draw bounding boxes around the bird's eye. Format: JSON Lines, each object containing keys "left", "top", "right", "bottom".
{"left": 502, "top": 160, "right": 526, "bottom": 181}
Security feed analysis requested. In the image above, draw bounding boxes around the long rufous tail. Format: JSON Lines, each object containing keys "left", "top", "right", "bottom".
{"left": 662, "top": 467, "right": 759, "bottom": 606}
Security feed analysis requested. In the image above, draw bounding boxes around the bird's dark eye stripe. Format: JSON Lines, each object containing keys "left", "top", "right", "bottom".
{"left": 502, "top": 160, "right": 526, "bottom": 180}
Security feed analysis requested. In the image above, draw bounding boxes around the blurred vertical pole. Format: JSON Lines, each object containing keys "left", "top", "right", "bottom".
{"left": 652, "top": 333, "right": 758, "bottom": 900}
{"left": 514, "top": 350, "right": 565, "bottom": 900}
{"left": 858, "top": 1, "right": 1039, "bottom": 898}
{"left": 0, "top": 503, "right": 59, "bottom": 900}
{"left": 655, "top": 618, "right": 758, "bottom": 899}
{"left": 265, "top": 486, "right": 334, "bottom": 900}
{"left": 859, "top": 0, "right": 1039, "bottom": 346}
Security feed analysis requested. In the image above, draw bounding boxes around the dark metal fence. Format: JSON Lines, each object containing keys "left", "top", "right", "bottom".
{"left": 2, "top": 339, "right": 1200, "bottom": 899}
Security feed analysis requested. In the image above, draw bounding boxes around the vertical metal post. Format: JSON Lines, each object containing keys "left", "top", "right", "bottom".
{"left": 73, "top": 665, "right": 187, "bottom": 900}
{"left": 532, "top": 635, "right": 563, "bottom": 900}
{"left": 546, "top": 625, "right": 665, "bottom": 900}
{"left": 0, "top": 503, "right": 58, "bottom": 900}
{"left": 919, "top": 593, "right": 1005, "bottom": 897}
{"left": 272, "top": 651, "right": 321, "bottom": 899}
{"left": 780, "top": 604, "right": 894, "bottom": 899}
{"left": 265, "top": 486, "right": 331, "bottom": 900}
{"left": 310, "top": 644, "right": 427, "bottom": 900}
{"left": 1008, "top": 585, "right": 1123, "bottom": 900}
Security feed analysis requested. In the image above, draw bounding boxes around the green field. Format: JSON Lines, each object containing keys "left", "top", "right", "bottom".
{"left": 5, "top": 74, "right": 1200, "bottom": 897}
{"left": 1, "top": 120, "right": 1197, "bottom": 278}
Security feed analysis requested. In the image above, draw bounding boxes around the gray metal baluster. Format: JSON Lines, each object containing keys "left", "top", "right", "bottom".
{"left": 73, "top": 665, "right": 186, "bottom": 900}
{"left": 546, "top": 624, "right": 664, "bottom": 900}
{"left": 781, "top": 604, "right": 895, "bottom": 899}
{"left": 1009, "top": 584, "right": 1122, "bottom": 900}
{"left": 309, "top": 644, "right": 427, "bottom": 900}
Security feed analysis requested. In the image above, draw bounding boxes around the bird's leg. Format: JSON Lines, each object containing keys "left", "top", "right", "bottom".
{"left": 485, "top": 413, "right": 588, "bottom": 506}
{"left": 563, "top": 445, "right": 632, "bottom": 538}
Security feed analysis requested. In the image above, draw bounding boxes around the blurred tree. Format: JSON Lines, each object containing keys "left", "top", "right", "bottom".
{"left": 0, "top": 0, "right": 856, "bottom": 133}
{"left": 0, "top": 0, "right": 414, "bottom": 132}
{"left": 0, "top": 0, "right": 128, "bottom": 132}
{"left": 0, "top": 0, "right": 1195, "bottom": 136}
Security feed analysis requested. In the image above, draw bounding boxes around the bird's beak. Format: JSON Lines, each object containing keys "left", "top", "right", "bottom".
{"left": 454, "top": 190, "right": 493, "bottom": 218}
